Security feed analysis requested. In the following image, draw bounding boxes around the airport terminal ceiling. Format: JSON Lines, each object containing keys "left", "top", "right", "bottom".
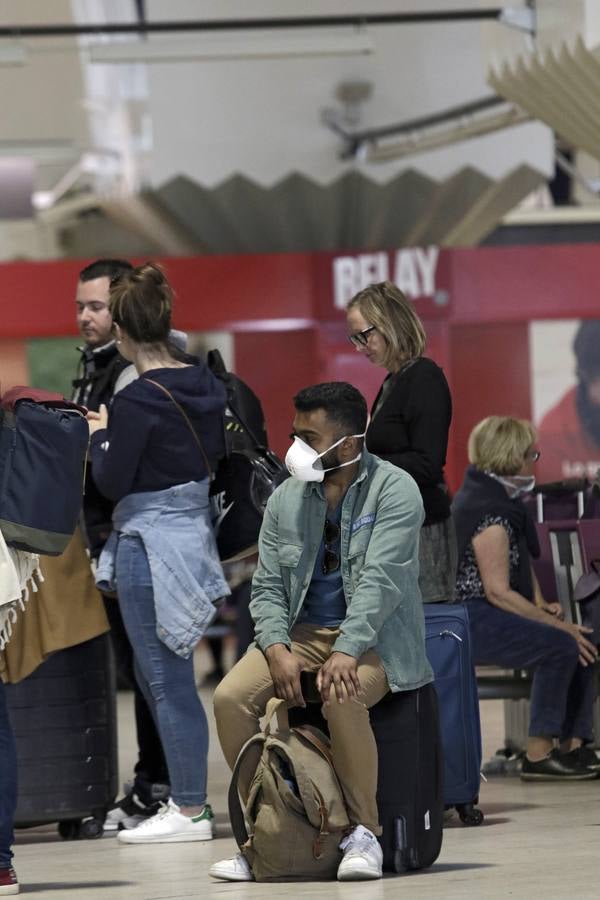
{"left": 0, "top": 1, "right": 563, "bottom": 258}
{"left": 1, "top": 1, "right": 599, "bottom": 258}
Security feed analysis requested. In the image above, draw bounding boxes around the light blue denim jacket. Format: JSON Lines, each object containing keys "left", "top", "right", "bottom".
{"left": 96, "top": 480, "right": 230, "bottom": 658}
{"left": 250, "top": 451, "right": 433, "bottom": 692}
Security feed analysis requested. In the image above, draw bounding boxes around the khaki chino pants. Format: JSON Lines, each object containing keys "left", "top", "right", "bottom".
{"left": 213, "top": 622, "right": 389, "bottom": 834}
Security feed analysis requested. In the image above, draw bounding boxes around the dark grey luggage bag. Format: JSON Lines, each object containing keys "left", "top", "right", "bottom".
{"left": 6, "top": 634, "right": 118, "bottom": 839}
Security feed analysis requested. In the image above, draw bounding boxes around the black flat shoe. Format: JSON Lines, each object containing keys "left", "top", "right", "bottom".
{"left": 561, "top": 746, "right": 600, "bottom": 772}
{"left": 520, "top": 748, "right": 598, "bottom": 781}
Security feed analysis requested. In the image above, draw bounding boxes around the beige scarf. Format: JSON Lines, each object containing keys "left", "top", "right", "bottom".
{"left": 0, "top": 529, "right": 42, "bottom": 651}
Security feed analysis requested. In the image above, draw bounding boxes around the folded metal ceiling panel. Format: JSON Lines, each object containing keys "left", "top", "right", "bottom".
{"left": 442, "top": 164, "right": 545, "bottom": 247}
{"left": 155, "top": 167, "right": 545, "bottom": 253}
{"left": 157, "top": 175, "right": 240, "bottom": 252}
{"left": 401, "top": 166, "right": 491, "bottom": 246}
{"left": 357, "top": 170, "right": 437, "bottom": 250}
{"left": 489, "top": 36, "right": 600, "bottom": 162}
{"left": 44, "top": 164, "right": 546, "bottom": 258}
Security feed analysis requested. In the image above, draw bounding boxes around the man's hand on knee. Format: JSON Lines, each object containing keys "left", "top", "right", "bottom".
{"left": 317, "top": 652, "right": 360, "bottom": 705}
{"left": 265, "top": 644, "right": 306, "bottom": 707}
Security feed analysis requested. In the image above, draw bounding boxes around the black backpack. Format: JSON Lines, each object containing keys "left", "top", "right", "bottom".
{"left": 207, "top": 350, "right": 287, "bottom": 563}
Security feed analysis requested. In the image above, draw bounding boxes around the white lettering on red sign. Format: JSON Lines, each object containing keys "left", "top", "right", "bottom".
{"left": 333, "top": 247, "right": 439, "bottom": 310}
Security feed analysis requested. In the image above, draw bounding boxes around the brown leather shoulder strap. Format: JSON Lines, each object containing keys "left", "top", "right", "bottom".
{"left": 144, "top": 377, "right": 212, "bottom": 477}
{"left": 292, "top": 725, "right": 335, "bottom": 769}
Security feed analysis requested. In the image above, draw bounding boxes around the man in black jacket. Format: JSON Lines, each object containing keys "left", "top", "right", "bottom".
{"left": 73, "top": 260, "right": 133, "bottom": 555}
{"left": 73, "top": 259, "right": 170, "bottom": 830}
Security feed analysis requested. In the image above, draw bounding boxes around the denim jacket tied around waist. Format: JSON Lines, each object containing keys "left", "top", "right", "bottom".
{"left": 96, "top": 480, "right": 230, "bottom": 658}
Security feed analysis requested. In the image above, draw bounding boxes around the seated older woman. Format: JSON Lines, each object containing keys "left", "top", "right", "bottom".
{"left": 452, "top": 416, "right": 599, "bottom": 781}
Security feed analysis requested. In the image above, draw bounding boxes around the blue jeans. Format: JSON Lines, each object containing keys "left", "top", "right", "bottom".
{"left": 0, "top": 679, "right": 17, "bottom": 868}
{"left": 115, "top": 535, "right": 209, "bottom": 806}
{"left": 467, "top": 597, "right": 594, "bottom": 741}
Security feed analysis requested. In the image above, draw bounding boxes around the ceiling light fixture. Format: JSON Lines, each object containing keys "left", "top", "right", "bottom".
{"left": 88, "top": 31, "right": 374, "bottom": 64}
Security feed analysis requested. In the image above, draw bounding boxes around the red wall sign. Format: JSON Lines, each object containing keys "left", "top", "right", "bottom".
{"left": 1, "top": 243, "right": 599, "bottom": 491}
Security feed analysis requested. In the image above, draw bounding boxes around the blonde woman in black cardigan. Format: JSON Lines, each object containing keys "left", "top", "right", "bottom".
{"left": 347, "top": 281, "right": 455, "bottom": 604}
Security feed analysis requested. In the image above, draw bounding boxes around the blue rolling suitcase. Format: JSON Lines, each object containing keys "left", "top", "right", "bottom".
{"left": 424, "top": 603, "right": 484, "bottom": 826}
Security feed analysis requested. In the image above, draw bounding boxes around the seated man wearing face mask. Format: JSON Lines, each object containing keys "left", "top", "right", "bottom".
{"left": 211, "top": 382, "right": 432, "bottom": 882}
{"left": 453, "top": 416, "right": 599, "bottom": 781}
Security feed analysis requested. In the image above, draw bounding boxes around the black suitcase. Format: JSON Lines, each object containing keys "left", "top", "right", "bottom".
{"left": 5, "top": 633, "right": 118, "bottom": 839}
{"left": 290, "top": 681, "right": 444, "bottom": 873}
{"left": 370, "top": 684, "right": 444, "bottom": 872}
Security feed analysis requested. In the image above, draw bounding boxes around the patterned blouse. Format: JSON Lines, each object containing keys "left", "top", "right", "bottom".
{"left": 455, "top": 514, "right": 520, "bottom": 603}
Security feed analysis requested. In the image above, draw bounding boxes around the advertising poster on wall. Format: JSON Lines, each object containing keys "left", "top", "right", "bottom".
{"left": 530, "top": 319, "right": 600, "bottom": 483}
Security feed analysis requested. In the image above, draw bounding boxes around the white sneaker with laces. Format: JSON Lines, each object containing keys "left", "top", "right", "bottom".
{"left": 117, "top": 798, "right": 215, "bottom": 844}
{"left": 209, "top": 853, "right": 254, "bottom": 882}
{"left": 337, "top": 824, "right": 383, "bottom": 881}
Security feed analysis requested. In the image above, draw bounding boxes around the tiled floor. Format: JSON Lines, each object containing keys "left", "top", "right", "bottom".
{"left": 11, "top": 693, "right": 600, "bottom": 899}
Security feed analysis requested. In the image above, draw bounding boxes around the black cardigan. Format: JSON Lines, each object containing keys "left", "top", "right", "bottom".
{"left": 366, "top": 357, "right": 452, "bottom": 525}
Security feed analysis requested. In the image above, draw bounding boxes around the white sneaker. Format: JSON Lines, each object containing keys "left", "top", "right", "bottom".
{"left": 337, "top": 825, "right": 383, "bottom": 881}
{"left": 209, "top": 853, "right": 254, "bottom": 882}
{"left": 117, "top": 799, "right": 215, "bottom": 844}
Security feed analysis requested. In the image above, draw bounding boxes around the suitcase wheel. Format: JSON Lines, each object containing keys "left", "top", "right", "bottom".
{"left": 58, "top": 820, "right": 82, "bottom": 840}
{"left": 456, "top": 803, "right": 484, "bottom": 827}
{"left": 58, "top": 817, "right": 104, "bottom": 840}
{"left": 81, "top": 817, "right": 104, "bottom": 839}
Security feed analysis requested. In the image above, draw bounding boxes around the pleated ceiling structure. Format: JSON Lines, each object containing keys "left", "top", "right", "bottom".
{"left": 53, "top": 166, "right": 546, "bottom": 258}
{"left": 138, "top": 166, "right": 545, "bottom": 254}
{"left": 489, "top": 36, "right": 600, "bottom": 163}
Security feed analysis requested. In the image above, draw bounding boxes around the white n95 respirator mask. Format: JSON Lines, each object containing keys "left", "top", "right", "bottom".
{"left": 284, "top": 434, "right": 365, "bottom": 482}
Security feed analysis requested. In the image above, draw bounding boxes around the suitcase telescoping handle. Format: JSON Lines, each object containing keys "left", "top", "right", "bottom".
{"left": 435, "top": 629, "right": 463, "bottom": 643}
{"left": 426, "top": 629, "right": 463, "bottom": 644}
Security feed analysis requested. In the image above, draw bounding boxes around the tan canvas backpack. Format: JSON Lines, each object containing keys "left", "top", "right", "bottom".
{"left": 228, "top": 698, "right": 350, "bottom": 882}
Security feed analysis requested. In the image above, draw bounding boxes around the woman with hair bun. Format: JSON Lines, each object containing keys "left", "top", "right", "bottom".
{"left": 347, "top": 281, "right": 455, "bottom": 604}
{"left": 88, "top": 262, "right": 230, "bottom": 843}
